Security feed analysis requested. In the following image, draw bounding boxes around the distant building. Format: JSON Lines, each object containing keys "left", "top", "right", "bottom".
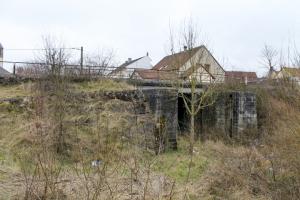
{"left": 0, "top": 43, "right": 3, "bottom": 68}
{"left": 225, "top": 71, "right": 258, "bottom": 84}
{"left": 267, "top": 66, "right": 278, "bottom": 79}
{"left": 132, "top": 45, "right": 225, "bottom": 83}
{"left": 109, "top": 54, "right": 152, "bottom": 78}
{"left": 0, "top": 43, "right": 11, "bottom": 77}
{"left": 131, "top": 68, "right": 176, "bottom": 80}
{"left": 276, "top": 67, "right": 300, "bottom": 85}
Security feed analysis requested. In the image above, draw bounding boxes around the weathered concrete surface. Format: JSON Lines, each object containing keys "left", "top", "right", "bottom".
{"left": 142, "top": 89, "right": 178, "bottom": 150}
{"left": 98, "top": 88, "right": 179, "bottom": 150}
{"left": 215, "top": 91, "right": 257, "bottom": 136}
{"left": 235, "top": 92, "right": 257, "bottom": 132}
{"left": 140, "top": 89, "right": 257, "bottom": 149}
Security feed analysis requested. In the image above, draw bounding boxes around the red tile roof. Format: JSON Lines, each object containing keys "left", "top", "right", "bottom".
{"left": 225, "top": 71, "right": 257, "bottom": 82}
{"left": 152, "top": 46, "right": 202, "bottom": 71}
{"left": 132, "top": 69, "right": 177, "bottom": 80}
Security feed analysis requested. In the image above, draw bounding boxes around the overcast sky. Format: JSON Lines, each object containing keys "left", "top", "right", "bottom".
{"left": 1, "top": 0, "right": 300, "bottom": 76}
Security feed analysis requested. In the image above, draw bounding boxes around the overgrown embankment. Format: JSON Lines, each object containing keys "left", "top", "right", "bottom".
{"left": 0, "top": 80, "right": 299, "bottom": 199}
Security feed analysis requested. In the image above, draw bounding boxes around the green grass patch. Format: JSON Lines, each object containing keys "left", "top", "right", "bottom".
{"left": 153, "top": 138, "right": 209, "bottom": 183}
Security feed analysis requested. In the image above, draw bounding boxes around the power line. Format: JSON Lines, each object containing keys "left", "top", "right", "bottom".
{"left": 5, "top": 47, "right": 81, "bottom": 51}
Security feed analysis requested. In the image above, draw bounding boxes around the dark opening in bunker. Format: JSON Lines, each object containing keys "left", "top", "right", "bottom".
{"left": 177, "top": 94, "right": 191, "bottom": 133}
{"left": 177, "top": 93, "right": 212, "bottom": 138}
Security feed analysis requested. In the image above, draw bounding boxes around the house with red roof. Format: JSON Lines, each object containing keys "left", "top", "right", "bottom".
{"left": 131, "top": 45, "right": 225, "bottom": 83}
{"left": 225, "top": 71, "right": 258, "bottom": 84}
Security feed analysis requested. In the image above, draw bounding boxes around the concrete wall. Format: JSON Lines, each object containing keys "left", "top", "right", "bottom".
{"left": 215, "top": 92, "right": 257, "bottom": 136}
{"left": 45, "top": 86, "right": 257, "bottom": 150}
{"left": 142, "top": 89, "right": 257, "bottom": 149}
{"left": 235, "top": 92, "right": 258, "bottom": 132}
{"left": 103, "top": 88, "right": 179, "bottom": 150}
{"left": 142, "top": 89, "right": 178, "bottom": 150}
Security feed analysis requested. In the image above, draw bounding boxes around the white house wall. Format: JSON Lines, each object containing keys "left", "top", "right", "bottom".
{"left": 180, "top": 47, "right": 225, "bottom": 83}
{"left": 190, "top": 67, "right": 213, "bottom": 83}
{"left": 130, "top": 56, "right": 152, "bottom": 69}
{"left": 112, "top": 56, "right": 152, "bottom": 78}
{"left": 0, "top": 49, "right": 3, "bottom": 68}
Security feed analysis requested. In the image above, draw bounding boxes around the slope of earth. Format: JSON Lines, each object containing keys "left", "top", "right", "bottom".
{"left": 0, "top": 80, "right": 299, "bottom": 199}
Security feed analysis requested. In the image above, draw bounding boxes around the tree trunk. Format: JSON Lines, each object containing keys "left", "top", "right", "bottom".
{"left": 190, "top": 79, "right": 196, "bottom": 154}
{"left": 190, "top": 114, "right": 195, "bottom": 154}
{"left": 190, "top": 90, "right": 195, "bottom": 154}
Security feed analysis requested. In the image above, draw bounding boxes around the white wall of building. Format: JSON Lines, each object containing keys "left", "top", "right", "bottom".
{"left": 112, "top": 56, "right": 152, "bottom": 78}
{"left": 0, "top": 44, "right": 3, "bottom": 68}
{"left": 179, "top": 47, "right": 225, "bottom": 83}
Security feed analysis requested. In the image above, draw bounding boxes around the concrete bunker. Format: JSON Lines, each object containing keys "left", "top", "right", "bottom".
{"left": 105, "top": 85, "right": 259, "bottom": 151}
{"left": 177, "top": 93, "right": 190, "bottom": 133}
{"left": 177, "top": 91, "right": 258, "bottom": 138}
{"left": 142, "top": 88, "right": 258, "bottom": 150}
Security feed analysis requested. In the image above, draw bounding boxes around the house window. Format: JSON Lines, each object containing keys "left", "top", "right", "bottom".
{"left": 204, "top": 64, "right": 210, "bottom": 73}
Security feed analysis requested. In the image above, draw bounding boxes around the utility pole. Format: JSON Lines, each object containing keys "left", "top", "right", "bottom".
{"left": 80, "top": 46, "right": 83, "bottom": 75}
{"left": 13, "top": 63, "right": 16, "bottom": 76}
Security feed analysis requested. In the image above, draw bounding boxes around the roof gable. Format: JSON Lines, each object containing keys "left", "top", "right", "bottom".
{"left": 152, "top": 45, "right": 225, "bottom": 74}
{"left": 0, "top": 67, "right": 11, "bottom": 77}
{"left": 281, "top": 67, "right": 300, "bottom": 77}
{"left": 109, "top": 56, "right": 144, "bottom": 75}
{"left": 153, "top": 46, "right": 202, "bottom": 71}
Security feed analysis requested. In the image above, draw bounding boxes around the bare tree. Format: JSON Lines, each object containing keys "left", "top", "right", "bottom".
{"left": 164, "top": 21, "right": 220, "bottom": 199}
{"left": 85, "top": 48, "right": 117, "bottom": 77}
{"left": 37, "top": 35, "right": 71, "bottom": 76}
{"left": 34, "top": 36, "right": 72, "bottom": 154}
{"left": 169, "top": 21, "right": 218, "bottom": 150}
{"left": 292, "top": 42, "right": 300, "bottom": 68}
{"left": 261, "top": 44, "right": 278, "bottom": 78}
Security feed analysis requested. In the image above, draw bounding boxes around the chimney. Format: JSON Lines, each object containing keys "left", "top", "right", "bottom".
{"left": 0, "top": 43, "right": 3, "bottom": 68}
{"left": 184, "top": 46, "right": 187, "bottom": 51}
{"left": 128, "top": 58, "right": 132, "bottom": 62}
{"left": 146, "top": 52, "right": 149, "bottom": 57}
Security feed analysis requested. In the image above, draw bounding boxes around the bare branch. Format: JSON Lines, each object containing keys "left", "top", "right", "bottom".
{"left": 261, "top": 44, "right": 278, "bottom": 70}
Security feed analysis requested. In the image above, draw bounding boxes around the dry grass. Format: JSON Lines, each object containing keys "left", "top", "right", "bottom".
{"left": 0, "top": 83, "right": 32, "bottom": 99}
{"left": 72, "top": 79, "right": 135, "bottom": 92}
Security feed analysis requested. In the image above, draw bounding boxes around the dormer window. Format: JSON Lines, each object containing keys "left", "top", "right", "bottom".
{"left": 204, "top": 64, "right": 210, "bottom": 73}
{"left": 162, "top": 65, "right": 168, "bottom": 70}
